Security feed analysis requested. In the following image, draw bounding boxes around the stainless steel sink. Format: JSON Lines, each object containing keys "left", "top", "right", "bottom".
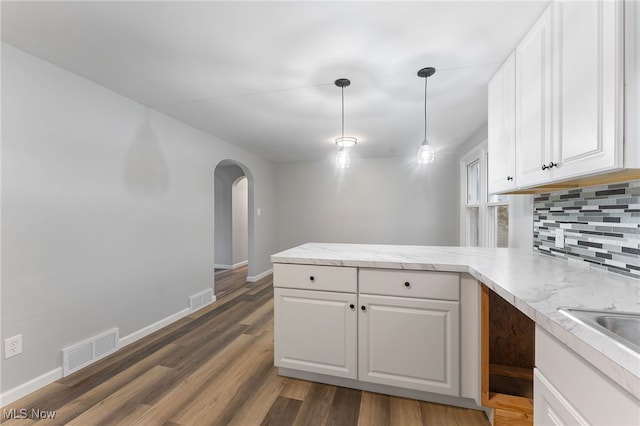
{"left": 559, "top": 308, "right": 640, "bottom": 354}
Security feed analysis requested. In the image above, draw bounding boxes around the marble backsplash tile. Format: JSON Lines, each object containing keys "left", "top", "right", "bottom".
{"left": 533, "top": 180, "right": 640, "bottom": 278}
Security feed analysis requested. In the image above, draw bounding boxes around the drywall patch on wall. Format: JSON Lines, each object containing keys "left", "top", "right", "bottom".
{"left": 533, "top": 180, "right": 640, "bottom": 278}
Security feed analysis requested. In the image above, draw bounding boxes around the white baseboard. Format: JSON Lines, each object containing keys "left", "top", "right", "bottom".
{"left": 0, "top": 367, "right": 62, "bottom": 406}
{"left": 232, "top": 260, "right": 248, "bottom": 269}
{"left": 1, "top": 306, "right": 194, "bottom": 406}
{"left": 214, "top": 260, "right": 248, "bottom": 270}
{"left": 247, "top": 268, "right": 273, "bottom": 282}
{"left": 119, "top": 308, "right": 190, "bottom": 348}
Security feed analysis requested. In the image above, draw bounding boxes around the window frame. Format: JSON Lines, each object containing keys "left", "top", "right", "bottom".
{"left": 459, "top": 144, "right": 510, "bottom": 248}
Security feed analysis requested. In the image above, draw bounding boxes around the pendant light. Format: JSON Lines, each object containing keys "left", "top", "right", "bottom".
{"left": 417, "top": 67, "right": 436, "bottom": 164}
{"left": 334, "top": 78, "right": 356, "bottom": 168}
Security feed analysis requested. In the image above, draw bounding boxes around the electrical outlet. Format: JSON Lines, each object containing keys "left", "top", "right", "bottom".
{"left": 4, "top": 334, "right": 22, "bottom": 358}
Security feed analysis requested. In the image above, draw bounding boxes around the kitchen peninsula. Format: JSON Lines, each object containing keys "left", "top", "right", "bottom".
{"left": 271, "top": 243, "right": 640, "bottom": 425}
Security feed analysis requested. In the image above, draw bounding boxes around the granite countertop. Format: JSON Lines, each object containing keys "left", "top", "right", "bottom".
{"left": 271, "top": 242, "right": 640, "bottom": 399}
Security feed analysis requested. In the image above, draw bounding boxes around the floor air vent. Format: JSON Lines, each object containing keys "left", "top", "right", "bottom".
{"left": 189, "top": 288, "right": 214, "bottom": 313}
{"left": 62, "top": 328, "right": 119, "bottom": 376}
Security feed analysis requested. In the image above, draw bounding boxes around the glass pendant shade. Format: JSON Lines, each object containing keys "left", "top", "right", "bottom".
{"left": 417, "top": 140, "right": 435, "bottom": 164}
{"left": 417, "top": 67, "right": 436, "bottom": 165}
{"left": 335, "top": 136, "right": 357, "bottom": 148}
{"left": 334, "top": 78, "right": 355, "bottom": 168}
{"left": 336, "top": 148, "right": 351, "bottom": 169}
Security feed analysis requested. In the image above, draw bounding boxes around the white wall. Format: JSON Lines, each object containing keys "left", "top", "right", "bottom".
{"left": 509, "top": 195, "right": 534, "bottom": 249}
{"left": 274, "top": 155, "right": 458, "bottom": 251}
{"left": 232, "top": 177, "right": 248, "bottom": 265}
{"left": 1, "top": 44, "right": 276, "bottom": 394}
{"left": 214, "top": 164, "right": 246, "bottom": 268}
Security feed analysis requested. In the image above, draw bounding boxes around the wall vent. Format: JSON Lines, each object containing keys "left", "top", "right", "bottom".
{"left": 189, "top": 289, "right": 215, "bottom": 313}
{"left": 62, "top": 328, "right": 119, "bottom": 377}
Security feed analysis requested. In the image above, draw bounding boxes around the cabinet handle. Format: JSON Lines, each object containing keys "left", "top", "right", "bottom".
{"left": 541, "top": 164, "right": 548, "bottom": 170}
{"left": 541, "top": 162, "right": 557, "bottom": 171}
{"left": 506, "top": 176, "right": 513, "bottom": 181}
{"left": 349, "top": 304, "right": 355, "bottom": 310}
{"left": 404, "top": 281, "right": 410, "bottom": 288}
{"left": 309, "top": 276, "right": 315, "bottom": 282}
{"left": 361, "top": 305, "right": 367, "bottom": 312}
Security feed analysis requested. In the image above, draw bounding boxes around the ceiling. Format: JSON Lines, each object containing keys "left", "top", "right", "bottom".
{"left": 1, "top": 1, "right": 549, "bottom": 163}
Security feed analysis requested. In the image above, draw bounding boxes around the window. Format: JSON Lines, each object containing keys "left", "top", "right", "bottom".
{"left": 466, "top": 160, "right": 481, "bottom": 247}
{"left": 460, "top": 146, "right": 510, "bottom": 248}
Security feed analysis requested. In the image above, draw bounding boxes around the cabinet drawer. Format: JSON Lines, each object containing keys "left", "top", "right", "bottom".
{"left": 536, "top": 326, "right": 640, "bottom": 425}
{"left": 273, "top": 263, "right": 357, "bottom": 293}
{"left": 359, "top": 269, "right": 459, "bottom": 300}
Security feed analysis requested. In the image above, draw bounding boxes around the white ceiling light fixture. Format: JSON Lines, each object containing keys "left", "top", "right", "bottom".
{"left": 417, "top": 67, "right": 436, "bottom": 164}
{"left": 334, "top": 78, "right": 356, "bottom": 169}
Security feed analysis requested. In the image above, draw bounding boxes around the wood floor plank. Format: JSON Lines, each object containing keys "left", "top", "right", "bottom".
{"left": 390, "top": 396, "right": 422, "bottom": 426}
{"left": 171, "top": 330, "right": 274, "bottom": 425}
{"left": 206, "top": 336, "right": 277, "bottom": 426}
{"left": 260, "top": 396, "right": 303, "bottom": 426}
{"left": 279, "top": 378, "right": 312, "bottom": 401}
{"left": 420, "top": 401, "right": 489, "bottom": 425}
{"left": 128, "top": 333, "right": 256, "bottom": 425}
{"left": 292, "top": 382, "right": 337, "bottom": 426}
{"left": 326, "top": 386, "right": 362, "bottom": 426}
{"left": 227, "top": 368, "right": 286, "bottom": 426}
{"left": 64, "top": 365, "right": 174, "bottom": 425}
{"left": 239, "top": 297, "right": 273, "bottom": 327}
{"left": 420, "top": 401, "right": 450, "bottom": 425}
{"left": 357, "top": 391, "right": 390, "bottom": 426}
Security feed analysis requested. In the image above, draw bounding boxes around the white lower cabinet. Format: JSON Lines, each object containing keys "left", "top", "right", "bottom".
{"left": 273, "top": 264, "right": 464, "bottom": 400}
{"left": 534, "top": 326, "right": 640, "bottom": 425}
{"left": 534, "top": 369, "right": 588, "bottom": 425}
{"left": 358, "top": 294, "right": 460, "bottom": 396}
{"left": 274, "top": 287, "right": 357, "bottom": 379}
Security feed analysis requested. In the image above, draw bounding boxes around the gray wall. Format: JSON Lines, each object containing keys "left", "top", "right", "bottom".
{"left": 214, "top": 164, "right": 246, "bottom": 268}
{"left": 232, "top": 177, "right": 249, "bottom": 266}
{"left": 1, "top": 44, "right": 276, "bottom": 392}
{"left": 274, "top": 155, "right": 458, "bottom": 251}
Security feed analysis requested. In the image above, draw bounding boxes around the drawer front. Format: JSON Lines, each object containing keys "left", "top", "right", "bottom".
{"left": 359, "top": 269, "right": 459, "bottom": 300}
{"left": 535, "top": 326, "right": 640, "bottom": 425}
{"left": 273, "top": 263, "right": 357, "bottom": 293}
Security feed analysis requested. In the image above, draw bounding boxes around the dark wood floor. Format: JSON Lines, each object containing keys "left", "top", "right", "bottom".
{"left": 214, "top": 265, "right": 249, "bottom": 298}
{"left": 2, "top": 269, "right": 489, "bottom": 425}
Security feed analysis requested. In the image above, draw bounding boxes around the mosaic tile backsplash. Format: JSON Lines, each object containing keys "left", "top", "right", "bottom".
{"left": 533, "top": 180, "right": 640, "bottom": 279}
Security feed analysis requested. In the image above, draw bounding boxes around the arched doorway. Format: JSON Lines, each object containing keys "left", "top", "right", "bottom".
{"left": 213, "top": 160, "right": 254, "bottom": 297}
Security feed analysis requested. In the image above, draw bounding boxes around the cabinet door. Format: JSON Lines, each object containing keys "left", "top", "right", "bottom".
{"left": 274, "top": 288, "right": 357, "bottom": 379}
{"left": 358, "top": 294, "right": 460, "bottom": 396}
{"left": 516, "top": 5, "right": 553, "bottom": 187}
{"left": 534, "top": 369, "right": 588, "bottom": 425}
{"left": 488, "top": 52, "right": 517, "bottom": 194}
{"left": 551, "top": 0, "right": 623, "bottom": 180}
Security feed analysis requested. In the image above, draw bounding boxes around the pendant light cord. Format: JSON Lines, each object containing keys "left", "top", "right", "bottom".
{"left": 341, "top": 86, "right": 345, "bottom": 138}
{"left": 423, "top": 75, "right": 428, "bottom": 142}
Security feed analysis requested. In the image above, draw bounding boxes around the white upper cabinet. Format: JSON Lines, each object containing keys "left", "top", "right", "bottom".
{"left": 490, "top": 0, "right": 634, "bottom": 192}
{"left": 488, "top": 52, "right": 517, "bottom": 194}
{"left": 551, "top": 0, "right": 624, "bottom": 180}
{"left": 515, "top": 5, "right": 553, "bottom": 188}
